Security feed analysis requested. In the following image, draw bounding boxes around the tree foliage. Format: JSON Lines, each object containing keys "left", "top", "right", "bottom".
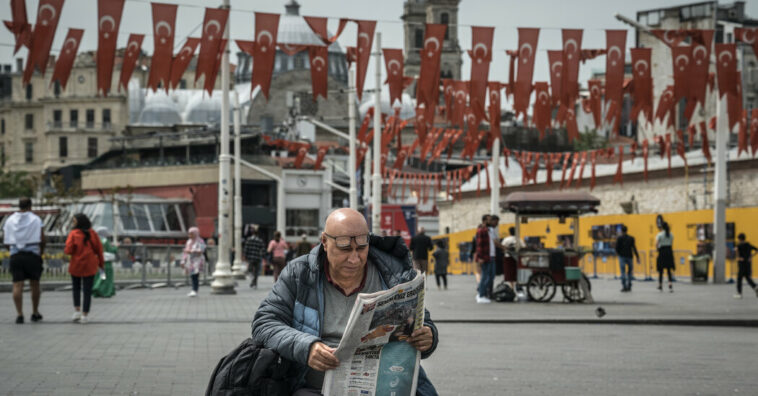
{"left": 0, "top": 171, "right": 37, "bottom": 199}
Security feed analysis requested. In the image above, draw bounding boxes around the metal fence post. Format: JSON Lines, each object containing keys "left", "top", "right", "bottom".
{"left": 165, "top": 245, "right": 172, "bottom": 287}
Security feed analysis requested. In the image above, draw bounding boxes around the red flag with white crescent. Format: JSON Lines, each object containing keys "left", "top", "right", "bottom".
{"left": 4, "top": 0, "right": 32, "bottom": 54}
{"left": 308, "top": 45, "right": 329, "bottom": 101}
{"left": 686, "top": 30, "right": 713, "bottom": 121}
{"left": 50, "top": 28, "right": 83, "bottom": 90}
{"left": 506, "top": 50, "right": 516, "bottom": 99}
{"left": 195, "top": 7, "right": 229, "bottom": 92}
{"left": 533, "top": 82, "right": 551, "bottom": 139}
{"left": 304, "top": 17, "right": 348, "bottom": 45}
{"left": 236, "top": 40, "right": 255, "bottom": 56}
{"left": 671, "top": 46, "right": 691, "bottom": 102}
{"left": 203, "top": 39, "right": 227, "bottom": 95}
{"left": 631, "top": 48, "right": 653, "bottom": 125}
{"left": 119, "top": 34, "right": 144, "bottom": 92}
{"left": 451, "top": 80, "right": 468, "bottom": 127}
{"left": 605, "top": 30, "right": 626, "bottom": 131}
{"left": 96, "top": 0, "right": 125, "bottom": 96}
{"left": 23, "top": 0, "right": 64, "bottom": 86}
{"left": 651, "top": 29, "right": 688, "bottom": 48}
{"left": 565, "top": 105, "right": 579, "bottom": 143}
{"left": 314, "top": 145, "right": 329, "bottom": 170}
{"left": 561, "top": 29, "right": 583, "bottom": 109}
{"left": 383, "top": 48, "right": 406, "bottom": 106}
{"left": 468, "top": 26, "right": 494, "bottom": 122}
{"left": 715, "top": 43, "right": 738, "bottom": 99}
{"left": 727, "top": 72, "right": 743, "bottom": 132}
{"left": 513, "top": 28, "right": 539, "bottom": 120}
{"left": 567, "top": 152, "right": 579, "bottom": 187}
{"left": 148, "top": 2, "right": 177, "bottom": 92}
{"left": 252, "top": 12, "right": 280, "bottom": 99}
{"left": 738, "top": 110, "right": 748, "bottom": 157}
{"left": 548, "top": 50, "right": 563, "bottom": 106}
{"left": 642, "top": 139, "right": 649, "bottom": 181}
{"left": 734, "top": 28, "right": 758, "bottom": 58}
{"left": 655, "top": 85, "right": 677, "bottom": 130}
{"left": 355, "top": 20, "right": 376, "bottom": 101}
{"left": 417, "top": 23, "right": 447, "bottom": 119}
{"left": 293, "top": 144, "right": 310, "bottom": 169}
{"left": 170, "top": 37, "right": 200, "bottom": 89}
{"left": 587, "top": 80, "right": 603, "bottom": 129}
{"left": 750, "top": 109, "right": 758, "bottom": 157}
{"left": 488, "top": 82, "right": 502, "bottom": 142}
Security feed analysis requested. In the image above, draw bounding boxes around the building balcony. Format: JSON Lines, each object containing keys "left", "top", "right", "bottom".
{"left": 46, "top": 121, "right": 115, "bottom": 132}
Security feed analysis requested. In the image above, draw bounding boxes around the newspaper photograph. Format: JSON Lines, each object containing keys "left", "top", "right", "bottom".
{"left": 322, "top": 271, "right": 425, "bottom": 396}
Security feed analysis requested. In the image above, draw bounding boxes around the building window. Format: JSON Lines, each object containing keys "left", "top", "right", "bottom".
{"left": 25, "top": 114, "right": 33, "bottom": 130}
{"left": 59, "top": 136, "right": 68, "bottom": 158}
{"left": 87, "top": 137, "right": 97, "bottom": 158}
{"left": 26, "top": 84, "right": 32, "bottom": 100}
{"left": 441, "top": 13, "right": 449, "bottom": 40}
{"left": 86, "top": 109, "right": 95, "bottom": 128}
{"left": 285, "top": 208, "right": 320, "bottom": 237}
{"left": 25, "top": 142, "right": 33, "bottom": 163}
{"left": 53, "top": 81, "right": 61, "bottom": 97}
{"left": 415, "top": 29, "right": 424, "bottom": 48}
{"left": 70, "top": 109, "right": 78, "bottom": 128}
{"left": 179, "top": 79, "right": 187, "bottom": 89}
{"left": 102, "top": 108, "right": 111, "bottom": 129}
{"left": 53, "top": 109, "right": 62, "bottom": 128}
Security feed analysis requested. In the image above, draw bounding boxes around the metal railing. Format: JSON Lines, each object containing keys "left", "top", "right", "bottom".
{"left": 0, "top": 243, "right": 219, "bottom": 288}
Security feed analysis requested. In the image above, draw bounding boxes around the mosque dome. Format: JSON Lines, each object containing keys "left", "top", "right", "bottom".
{"left": 138, "top": 91, "right": 182, "bottom": 125}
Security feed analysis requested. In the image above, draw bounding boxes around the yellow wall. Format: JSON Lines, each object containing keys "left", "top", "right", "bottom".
{"left": 432, "top": 207, "right": 758, "bottom": 279}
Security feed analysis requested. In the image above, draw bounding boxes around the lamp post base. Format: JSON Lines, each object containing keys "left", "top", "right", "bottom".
{"left": 231, "top": 260, "right": 247, "bottom": 280}
{"left": 211, "top": 266, "right": 237, "bottom": 294}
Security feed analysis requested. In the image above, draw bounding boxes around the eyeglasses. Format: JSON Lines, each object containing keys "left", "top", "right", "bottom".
{"left": 323, "top": 233, "right": 370, "bottom": 249}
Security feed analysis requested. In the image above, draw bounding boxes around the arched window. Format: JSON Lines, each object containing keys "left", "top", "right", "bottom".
{"left": 441, "top": 13, "right": 449, "bottom": 40}
{"left": 415, "top": 29, "right": 424, "bottom": 48}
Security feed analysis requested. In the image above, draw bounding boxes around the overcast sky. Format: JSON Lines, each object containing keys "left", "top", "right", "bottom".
{"left": 2, "top": 0, "right": 757, "bottom": 91}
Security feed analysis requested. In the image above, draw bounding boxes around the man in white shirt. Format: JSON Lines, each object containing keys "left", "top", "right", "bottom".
{"left": 3, "top": 198, "right": 45, "bottom": 324}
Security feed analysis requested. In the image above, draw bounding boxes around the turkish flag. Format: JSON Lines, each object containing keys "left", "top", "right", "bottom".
{"left": 414, "top": 105, "right": 429, "bottom": 147}
{"left": 548, "top": 50, "right": 563, "bottom": 106}
{"left": 631, "top": 48, "right": 653, "bottom": 125}
{"left": 23, "top": 0, "right": 65, "bottom": 86}
{"left": 700, "top": 122, "right": 712, "bottom": 165}
{"left": 716, "top": 43, "right": 738, "bottom": 99}
{"left": 355, "top": 20, "right": 376, "bottom": 101}
{"left": 96, "top": 0, "right": 125, "bottom": 96}
{"left": 451, "top": 80, "right": 468, "bottom": 127}
{"left": 417, "top": 24, "right": 447, "bottom": 120}
{"left": 587, "top": 79, "right": 603, "bottom": 129}
{"left": 236, "top": 40, "right": 255, "bottom": 56}
{"left": 565, "top": 105, "right": 579, "bottom": 142}
{"left": 251, "top": 12, "right": 280, "bottom": 99}
{"left": 651, "top": 29, "right": 689, "bottom": 48}
{"left": 533, "top": 82, "right": 551, "bottom": 139}
{"left": 293, "top": 144, "right": 310, "bottom": 169}
{"left": 655, "top": 85, "right": 677, "bottom": 130}
{"left": 314, "top": 145, "right": 329, "bottom": 170}
{"left": 671, "top": 46, "right": 691, "bottom": 102}
{"left": 750, "top": 109, "right": 758, "bottom": 157}
{"left": 468, "top": 26, "right": 494, "bottom": 123}
{"left": 488, "top": 82, "right": 503, "bottom": 142}
{"left": 735, "top": 28, "right": 758, "bottom": 57}
{"left": 203, "top": 39, "right": 227, "bottom": 95}
{"left": 195, "top": 7, "right": 229, "bottom": 93}
{"left": 383, "top": 48, "right": 406, "bottom": 106}
{"left": 119, "top": 34, "right": 144, "bottom": 92}
{"left": 567, "top": 152, "right": 579, "bottom": 187}
{"left": 513, "top": 28, "right": 540, "bottom": 120}
{"left": 727, "top": 72, "right": 743, "bottom": 131}
{"left": 307, "top": 45, "right": 329, "bottom": 101}
{"left": 304, "top": 17, "right": 348, "bottom": 45}
{"left": 278, "top": 43, "right": 307, "bottom": 56}
{"left": 169, "top": 37, "right": 200, "bottom": 89}
{"left": 605, "top": 30, "right": 626, "bottom": 130}
{"left": 686, "top": 30, "right": 713, "bottom": 120}
{"left": 442, "top": 79, "right": 454, "bottom": 123}
{"left": 4, "top": 0, "right": 32, "bottom": 54}
{"left": 561, "top": 29, "right": 583, "bottom": 109}
{"left": 50, "top": 28, "right": 83, "bottom": 90}
{"left": 147, "top": 2, "right": 177, "bottom": 92}
{"left": 393, "top": 146, "right": 409, "bottom": 169}
{"left": 575, "top": 151, "right": 587, "bottom": 188}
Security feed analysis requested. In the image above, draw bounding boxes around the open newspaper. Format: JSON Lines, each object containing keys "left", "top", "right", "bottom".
{"left": 322, "top": 271, "right": 425, "bottom": 396}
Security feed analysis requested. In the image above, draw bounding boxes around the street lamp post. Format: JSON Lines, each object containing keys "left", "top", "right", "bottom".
{"left": 231, "top": 94, "right": 246, "bottom": 279}
{"left": 371, "top": 32, "right": 382, "bottom": 234}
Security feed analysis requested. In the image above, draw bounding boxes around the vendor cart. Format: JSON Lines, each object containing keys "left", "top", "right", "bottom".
{"left": 501, "top": 192, "right": 600, "bottom": 303}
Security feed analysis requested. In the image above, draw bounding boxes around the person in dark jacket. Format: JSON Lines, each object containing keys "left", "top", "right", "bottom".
{"left": 432, "top": 240, "right": 449, "bottom": 290}
{"left": 615, "top": 225, "right": 640, "bottom": 292}
{"left": 410, "top": 227, "right": 434, "bottom": 274}
{"left": 735, "top": 233, "right": 758, "bottom": 299}
{"left": 252, "top": 208, "right": 438, "bottom": 396}
{"left": 656, "top": 222, "right": 675, "bottom": 292}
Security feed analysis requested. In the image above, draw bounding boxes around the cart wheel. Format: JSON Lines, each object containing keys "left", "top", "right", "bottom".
{"left": 527, "top": 272, "right": 556, "bottom": 302}
{"left": 562, "top": 274, "right": 592, "bottom": 303}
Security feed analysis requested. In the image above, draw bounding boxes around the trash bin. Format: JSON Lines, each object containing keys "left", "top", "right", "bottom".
{"left": 689, "top": 255, "right": 710, "bottom": 283}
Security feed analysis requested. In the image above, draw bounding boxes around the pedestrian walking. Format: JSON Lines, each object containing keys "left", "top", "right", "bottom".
{"left": 474, "top": 214, "right": 494, "bottom": 303}
{"left": 243, "top": 227, "right": 265, "bottom": 288}
{"left": 3, "top": 198, "right": 45, "bottom": 324}
{"left": 615, "top": 225, "right": 640, "bottom": 292}
{"left": 64, "top": 214, "right": 104, "bottom": 324}
{"left": 473, "top": 215, "right": 490, "bottom": 289}
{"left": 432, "top": 240, "right": 449, "bottom": 290}
{"left": 410, "top": 227, "right": 434, "bottom": 274}
{"left": 656, "top": 222, "right": 675, "bottom": 292}
{"left": 181, "top": 227, "right": 206, "bottom": 297}
{"left": 734, "top": 233, "right": 758, "bottom": 299}
{"left": 92, "top": 227, "right": 117, "bottom": 298}
{"left": 267, "top": 231, "right": 288, "bottom": 283}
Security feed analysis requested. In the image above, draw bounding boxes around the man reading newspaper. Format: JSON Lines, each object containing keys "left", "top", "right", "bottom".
{"left": 252, "top": 208, "right": 439, "bottom": 396}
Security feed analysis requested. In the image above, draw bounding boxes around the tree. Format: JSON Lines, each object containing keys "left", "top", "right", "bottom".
{"left": 0, "top": 170, "right": 36, "bottom": 199}
{"left": 573, "top": 128, "right": 608, "bottom": 152}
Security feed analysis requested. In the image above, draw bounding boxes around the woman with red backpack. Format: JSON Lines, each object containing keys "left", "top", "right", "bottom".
{"left": 64, "top": 213, "right": 104, "bottom": 324}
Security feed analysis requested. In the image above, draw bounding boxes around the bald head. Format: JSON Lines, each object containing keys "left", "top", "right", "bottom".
{"left": 324, "top": 208, "right": 369, "bottom": 236}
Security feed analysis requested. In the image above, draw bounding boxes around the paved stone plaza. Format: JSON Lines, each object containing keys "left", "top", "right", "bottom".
{"left": 1, "top": 275, "right": 756, "bottom": 395}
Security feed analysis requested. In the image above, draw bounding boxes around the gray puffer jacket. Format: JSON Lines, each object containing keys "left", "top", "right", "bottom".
{"left": 251, "top": 235, "right": 439, "bottom": 392}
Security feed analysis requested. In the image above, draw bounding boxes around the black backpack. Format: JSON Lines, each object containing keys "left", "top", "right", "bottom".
{"left": 493, "top": 282, "right": 516, "bottom": 302}
{"left": 206, "top": 338, "right": 293, "bottom": 396}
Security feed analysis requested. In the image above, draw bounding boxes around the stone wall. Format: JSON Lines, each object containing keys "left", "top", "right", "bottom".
{"left": 438, "top": 161, "right": 758, "bottom": 234}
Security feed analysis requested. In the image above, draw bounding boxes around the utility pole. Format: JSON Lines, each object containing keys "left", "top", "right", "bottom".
{"left": 348, "top": 65, "right": 358, "bottom": 209}
{"left": 231, "top": 94, "right": 245, "bottom": 279}
{"left": 371, "top": 32, "right": 382, "bottom": 234}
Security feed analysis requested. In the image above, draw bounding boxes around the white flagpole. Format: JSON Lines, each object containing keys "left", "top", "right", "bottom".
{"left": 371, "top": 32, "right": 383, "bottom": 234}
